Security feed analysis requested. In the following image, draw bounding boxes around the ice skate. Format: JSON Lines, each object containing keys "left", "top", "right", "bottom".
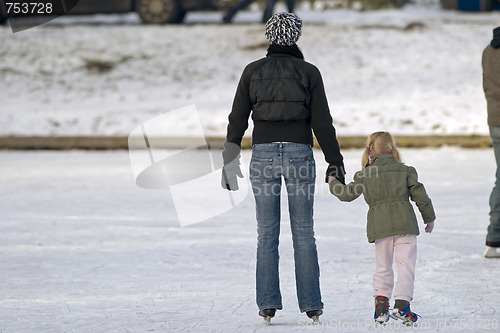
{"left": 306, "top": 309, "right": 323, "bottom": 323}
{"left": 484, "top": 246, "right": 500, "bottom": 258}
{"left": 374, "top": 296, "right": 390, "bottom": 324}
{"left": 390, "top": 300, "right": 420, "bottom": 326}
{"left": 259, "top": 309, "right": 276, "bottom": 325}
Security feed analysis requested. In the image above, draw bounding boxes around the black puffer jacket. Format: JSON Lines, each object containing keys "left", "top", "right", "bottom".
{"left": 250, "top": 57, "right": 311, "bottom": 122}
{"left": 224, "top": 45, "right": 345, "bottom": 182}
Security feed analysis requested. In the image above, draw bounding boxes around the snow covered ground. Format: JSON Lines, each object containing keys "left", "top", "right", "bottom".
{"left": 1, "top": 2, "right": 500, "bottom": 138}
{"left": 1, "top": 147, "right": 499, "bottom": 332}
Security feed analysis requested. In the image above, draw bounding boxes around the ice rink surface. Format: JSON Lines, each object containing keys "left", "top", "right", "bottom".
{"left": 1, "top": 147, "right": 499, "bottom": 332}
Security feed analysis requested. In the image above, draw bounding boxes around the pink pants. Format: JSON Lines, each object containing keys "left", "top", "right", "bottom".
{"left": 373, "top": 234, "right": 417, "bottom": 303}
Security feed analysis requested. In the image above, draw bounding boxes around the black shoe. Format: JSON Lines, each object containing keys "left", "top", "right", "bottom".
{"left": 259, "top": 308, "right": 276, "bottom": 318}
{"left": 306, "top": 309, "right": 323, "bottom": 319}
{"left": 486, "top": 240, "right": 500, "bottom": 247}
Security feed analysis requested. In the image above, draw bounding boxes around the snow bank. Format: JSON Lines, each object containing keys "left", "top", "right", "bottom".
{"left": 0, "top": 3, "right": 499, "bottom": 138}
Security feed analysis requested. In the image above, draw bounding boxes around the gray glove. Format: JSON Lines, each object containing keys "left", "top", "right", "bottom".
{"left": 221, "top": 162, "right": 243, "bottom": 191}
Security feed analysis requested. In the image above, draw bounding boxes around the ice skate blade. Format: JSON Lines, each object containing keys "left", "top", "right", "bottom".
{"left": 484, "top": 246, "right": 500, "bottom": 258}
{"left": 263, "top": 316, "right": 271, "bottom": 325}
{"left": 374, "top": 322, "right": 388, "bottom": 327}
{"left": 402, "top": 320, "right": 418, "bottom": 327}
{"left": 390, "top": 310, "right": 418, "bottom": 326}
{"left": 375, "top": 313, "right": 389, "bottom": 324}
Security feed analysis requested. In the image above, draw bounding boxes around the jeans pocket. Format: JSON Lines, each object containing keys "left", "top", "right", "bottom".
{"left": 250, "top": 156, "right": 274, "bottom": 181}
{"left": 289, "top": 156, "right": 315, "bottom": 181}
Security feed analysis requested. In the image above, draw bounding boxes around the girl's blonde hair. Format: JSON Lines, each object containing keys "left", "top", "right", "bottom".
{"left": 361, "top": 131, "right": 402, "bottom": 168}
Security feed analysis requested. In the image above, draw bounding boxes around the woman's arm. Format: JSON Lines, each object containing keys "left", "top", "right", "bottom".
{"left": 308, "top": 66, "right": 345, "bottom": 184}
{"left": 223, "top": 67, "right": 253, "bottom": 165}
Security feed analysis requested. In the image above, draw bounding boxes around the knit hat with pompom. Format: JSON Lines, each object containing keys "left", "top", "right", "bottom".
{"left": 265, "top": 12, "right": 302, "bottom": 46}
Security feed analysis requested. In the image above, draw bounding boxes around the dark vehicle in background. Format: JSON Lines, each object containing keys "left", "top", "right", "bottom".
{"left": 0, "top": 0, "right": 219, "bottom": 25}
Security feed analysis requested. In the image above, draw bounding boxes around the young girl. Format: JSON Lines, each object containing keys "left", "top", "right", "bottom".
{"left": 328, "top": 131, "right": 435, "bottom": 325}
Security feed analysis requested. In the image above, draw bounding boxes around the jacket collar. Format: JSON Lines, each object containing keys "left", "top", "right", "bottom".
{"left": 266, "top": 44, "right": 304, "bottom": 60}
{"left": 371, "top": 153, "right": 394, "bottom": 164}
{"left": 268, "top": 53, "right": 296, "bottom": 58}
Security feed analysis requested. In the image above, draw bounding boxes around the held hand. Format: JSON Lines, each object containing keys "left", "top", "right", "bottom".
{"left": 425, "top": 221, "right": 434, "bottom": 233}
{"left": 221, "top": 164, "right": 243, "bottom": 191}
{"left": 326, "top": 164, "right": 345, "bottom": 185}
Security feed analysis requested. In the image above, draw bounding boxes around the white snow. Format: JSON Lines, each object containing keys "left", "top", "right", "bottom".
{"left": 1, "top": 147, "right": 500, "bottom": 332}
{"left": 0, "top": 2, "right": 499, "bottom": 137}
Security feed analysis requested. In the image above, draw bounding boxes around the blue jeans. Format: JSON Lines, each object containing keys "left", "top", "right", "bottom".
{"left": 488, "top": 126, "right": 500, "bottom": 247}
{"left": 250, "top": 142, "right": 323, "bottom": 312}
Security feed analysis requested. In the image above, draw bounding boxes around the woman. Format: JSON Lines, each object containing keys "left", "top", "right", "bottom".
{"left": 221, "top": 12, "right": 345, "bottom": 324}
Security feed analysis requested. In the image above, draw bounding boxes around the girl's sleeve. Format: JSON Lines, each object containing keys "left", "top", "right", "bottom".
{"left": 407, "top": 166, "right": 436, "bottom": 223}
{"left": 329, "top": 172, "right": 363, "bottom": 202}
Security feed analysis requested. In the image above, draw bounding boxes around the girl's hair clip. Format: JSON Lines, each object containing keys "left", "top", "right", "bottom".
{"left": 392, "top": 144, "right": 397, "bottom": 149}
{"left": 366, "top": 145, "right": 370, "bottom": 149}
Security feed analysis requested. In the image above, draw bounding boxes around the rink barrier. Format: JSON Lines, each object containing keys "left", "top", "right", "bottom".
{"left": 0, "top": 135, "right": 492, "bottom": 150}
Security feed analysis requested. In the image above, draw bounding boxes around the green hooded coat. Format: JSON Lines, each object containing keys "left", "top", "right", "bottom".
{"left": 329, "top": 154, "right": 435, "bottom": 243}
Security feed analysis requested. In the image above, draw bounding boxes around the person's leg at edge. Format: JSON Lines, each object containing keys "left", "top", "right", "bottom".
{"left": 262, "top": 0, "right": 278, "bottom": 23}
{"left": 251, "top": 147, "right": 283, "bottom": 311}
{"left": 393, "top": 234, "right": 417, "bottom": 303}
{"left": 373, "top": 236, "right": 395, "bottom": 300}
{"left": 487, "top": 126, "right": 500, "bottom": 248}
{"left": 223, "top": 0, "right": 255, "bottom": 23}
{"left": 285, "top": 145, "right": 323, "bottom": 313}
